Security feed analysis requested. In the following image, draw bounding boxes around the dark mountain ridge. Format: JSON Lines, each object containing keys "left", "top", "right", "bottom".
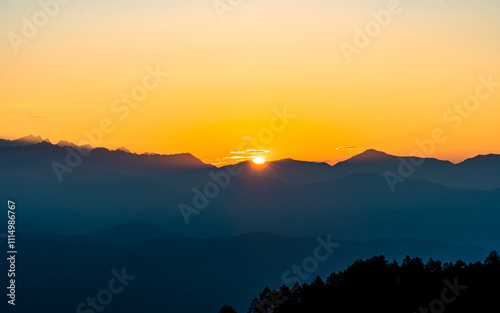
{"left": 9, "top": 223, "right": 489, "bottom": 313}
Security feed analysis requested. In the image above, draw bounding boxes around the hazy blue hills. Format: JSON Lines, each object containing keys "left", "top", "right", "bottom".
{"left": 43, "top": 221, "right": 183, "bottom": 245}
{"left": 7, "top": 223, "right": 489, "bottom": 313}
{"left": 1, "top": 137, "right": 500, "bottom": 249}
{"left": 1, "top": 138, "right": 499, "bottom": 312}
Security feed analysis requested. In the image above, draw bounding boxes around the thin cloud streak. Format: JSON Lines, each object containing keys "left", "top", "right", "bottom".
{"left": 336, "top": 146, "right": 364, "bottom": 151}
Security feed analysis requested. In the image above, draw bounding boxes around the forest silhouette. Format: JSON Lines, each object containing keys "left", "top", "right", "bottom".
{"left": 219, "top": 251, "right": 500, "bottom": 313}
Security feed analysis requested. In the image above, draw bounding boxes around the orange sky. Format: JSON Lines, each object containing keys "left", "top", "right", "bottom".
{"left": 1, "top": 0, "right": 499, "bottom": 165}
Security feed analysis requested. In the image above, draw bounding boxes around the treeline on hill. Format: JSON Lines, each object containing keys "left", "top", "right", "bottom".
{"left": 218, "top": 251, "right": 500, "bottom": 313}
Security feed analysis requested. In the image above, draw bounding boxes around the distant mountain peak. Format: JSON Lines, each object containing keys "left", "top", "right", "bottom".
{"left": 460, "top": 153, "right": 500, "bottom": 165}
{"left": 115, "top": 146, "right": 131, "bottom": 153}
{"left": 272, "top": 158, "right": 330, "bottom": 166}
{"left": 56, "top": 140, "right": 93, "bottom": 151}
{"left": 347, "top": 149, "right": 394, "bottom": 162}
{"left": 10, "top": 134, "right": 51, "bottom": 146}
{"left": 56, "top": 140, "right": 77, "bottom": 148}
{"left": 18, "top": 134, "right": 43, "bottom": 142}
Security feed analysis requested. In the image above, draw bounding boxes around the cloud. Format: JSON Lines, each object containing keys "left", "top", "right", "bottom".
{"left": 28, "top": 116, "right": 49, "bottom": 119}
{"left": 230, "top": 149, "right": 269, "bottom": 154}
{"left": 206, "top": 149, "right": 270, "bottom": 167}
{"left": 336, "top": 146, "right": 364, "bottom": 151}
{"left": 202, "top": 156, "right": 251, "bottom": 167}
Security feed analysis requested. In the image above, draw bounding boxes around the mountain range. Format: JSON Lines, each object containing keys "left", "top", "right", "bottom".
{"left": 1, "top": 136, "right": 499, "bottom": 250}
{"left": 1, "top": 136, "right": 499, "bottom": 312}
{"left": 0, "top": 138, "right": 500, "bottom": 249}
{"left": 7, "top": 222, "right": 490, "bottom": 313}
{"left": 3, "top": 135, "right": 500, "bottom": 188}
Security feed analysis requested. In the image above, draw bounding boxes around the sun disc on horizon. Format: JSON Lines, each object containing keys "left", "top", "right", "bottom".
{"left": 253, "top": 156, "right": 266, "bottom": 164}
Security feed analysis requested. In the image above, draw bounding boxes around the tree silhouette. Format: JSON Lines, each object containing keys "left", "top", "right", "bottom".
{"left": 244, "top": 252, "right": 500, "bottom": 313}
{"left": 218, "top": 305, "right": 237, "bottom": 313}
{"left": 485, "top": 250, "right": 500, "bottom": 266}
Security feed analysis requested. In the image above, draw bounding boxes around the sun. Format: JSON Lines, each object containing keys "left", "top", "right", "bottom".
{"left": 253, "top": 156, "right": 266, "bottom": 164}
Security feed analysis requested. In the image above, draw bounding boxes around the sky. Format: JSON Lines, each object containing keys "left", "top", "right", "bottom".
{"left": 1, "top": 0, "right": 499, "bottom": 165}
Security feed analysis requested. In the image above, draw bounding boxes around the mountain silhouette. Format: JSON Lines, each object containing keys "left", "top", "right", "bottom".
{"left": 0, "top": 134, "right": 50, "bottom": 147}
{"left": 44, "top": 221, "right": 183, "bottom": 245}
{"left": 1, "top": 136, "right": 499, "bottom": 312}
{"left": 9, "top": 225, "right": 489, "bottom": 313}
{"left": 1, "top": 136, "right": 500, "bottom": 249}
{"left": 228, "top": 148, "right": 500, "bottom": 190}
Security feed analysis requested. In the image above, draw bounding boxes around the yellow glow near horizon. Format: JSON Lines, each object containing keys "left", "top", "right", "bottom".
{"left": 1, "top": 0, "right": 500, "bottom": 165}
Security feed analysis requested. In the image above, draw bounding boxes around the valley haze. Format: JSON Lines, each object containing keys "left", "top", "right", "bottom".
{"left": 1, "top": 135, "right": 499, "bottom": 313}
